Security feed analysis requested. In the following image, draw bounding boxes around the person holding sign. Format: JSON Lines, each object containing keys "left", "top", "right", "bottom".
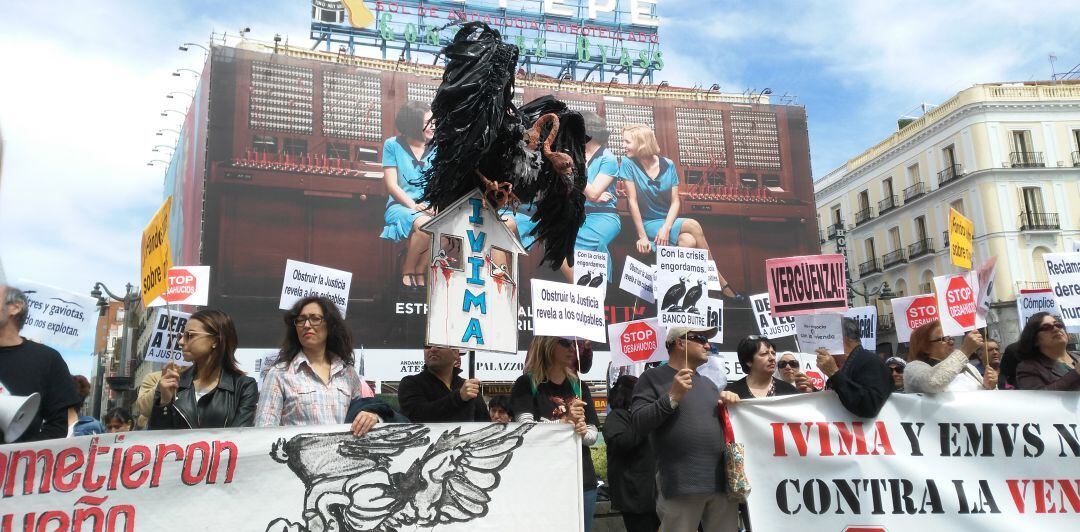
{"left": 149, "top": 309, "right": 259, "bottom": 429}
{"left": 560, "top": 112, "right": 621, "bottom": 283}
{"left": 603, "top": 375, "right": 659, "bottom": 532}
{"left": 726, "top": 336, "right": 800, "bottom": 399}
{"left": 379, "top": 101, "right": 437, "bottom": 288}
{"left": 1015, "top": 312, "right": 1080, "bottom": 391}
{"left": 511, "top": 336, "right": 600, "bottom": 532}
{"left": 255, "top": 296, "right": 381, "bottom": 436}
{"left": 813, "top": 318, "right": 893, "bottom": 417}
{"left": 630, "top": 325, "right": 741, "bottom": 531}
{"left": 398, "top": 345, "right": 489, "bottom": 422}
{"left": 619, "top": 124, "right": 741, "bottom": 300}
{"left": 903, "top": 321, "right": 996, "bottom": 393}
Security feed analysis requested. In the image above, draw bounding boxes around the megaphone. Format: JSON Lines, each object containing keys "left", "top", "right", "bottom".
{"left": 0, "top": 393, "right": 41, "bottom": 443}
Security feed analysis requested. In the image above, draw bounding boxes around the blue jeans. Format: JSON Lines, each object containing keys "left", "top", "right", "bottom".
{"left": 583, "top": 488, "right": 597, "bottom": 532}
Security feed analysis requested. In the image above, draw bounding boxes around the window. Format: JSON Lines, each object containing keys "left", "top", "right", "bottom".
{"left": 1011, "top": 130, "right": 1033, "bottom": 154}
{"left": 883, "top": 177, "right": 894, "bottom": 198}
{"left": 1073, "top": 130, "right": 1080, "bottom": 166}
{"left": 253, "top": 135, "right": 278, "bottom": 154}
{"left": 1021, "top": 187, "right": 1045, "bottom": 214}
{"left": 489, "top": 246, "right": 513, "bottom": 279}
{"left": 906, "top": 164, "right": 920, "bottom": 185}
{"left": 895, "top": 279, "right": 908, "bottom": 297}
{"left": 438, "top": 235, "right": 463, "bottom": 271}
{"left": 914, "top": 216, "right": 928, "bottom": 241}
{"left": 858, "top": 190, "right": 870, "bottom": 211}
{"left": 762, "top": 174, "right": 781, "bottom": 187}
{"left": 864, "top": 238, "right": 877, "bottom": 262}
{"left": 831, "top": 206, "right": 842, "bottom": 226}
{"left": 326, "top": 143, "right": 349, "bottom": 160}
{"left": 942, "top": 145, "right": 957, "bottom": 168}
{"left": 950, "top": 199, "right": 965, "bottom": 216}
{"left": 283, "top": 138, "right": 308, "bottom": 157}
{"left": 889, "top": 227, "right": 902, "bottom": 250}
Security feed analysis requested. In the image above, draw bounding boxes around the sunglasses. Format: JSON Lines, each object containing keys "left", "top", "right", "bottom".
{"left": 556, "top": 338, "right": 573, "bottom": 348}
{"left": 181, "top": 330, "right": 215, "bottom": 341}
{"left": 685, "top": 334, "right": 710, "bottom": 345}
{"left": 890, "top": 366, "right": 904, "bottom": 374}
{"left": 777, "top": 360, "right": 799, "bottom": 370}
{"left": 930, "top": 336, "right": 954, "bottom": 344}
{"left": 1038, "top": 322, "right": 1066, "bottom": 333}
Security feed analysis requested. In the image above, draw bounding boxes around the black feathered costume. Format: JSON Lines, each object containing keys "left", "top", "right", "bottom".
{"left": 419, "top": 22, "right": 587, "bottom": 269}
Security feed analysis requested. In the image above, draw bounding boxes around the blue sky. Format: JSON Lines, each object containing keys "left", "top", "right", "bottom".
{"left": 1, "top": 0, "right": 1077, "bottom": 375}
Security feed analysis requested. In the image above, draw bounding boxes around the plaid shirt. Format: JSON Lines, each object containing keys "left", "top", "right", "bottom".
{"left": 254, "top": 352, "right": 373, "bottom": 427}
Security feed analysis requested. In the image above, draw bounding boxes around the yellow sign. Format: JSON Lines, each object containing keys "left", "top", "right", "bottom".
{"left": 141, "top": 197, "right": 174, "bottom": 306}
{"left": 949, "top": 208, "right": 974, "bottom": 269}
{"left": 342, "top": 0, "right": 375, "bottom": 28}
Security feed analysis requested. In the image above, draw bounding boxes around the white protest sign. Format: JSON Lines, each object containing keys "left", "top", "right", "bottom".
{"left": 706, "top": 261, "right": 722, "bottom": 291}
{"left": 794, "top": 313, "right": 844, "bottom": 354}
{"left": 16, "top": 280, "right": 97, "bottom": 349}
{"left": 844, "top": 305, "right": 877, "bottom": 351}
{"left": 1043, "top": 252, "right": 1080, "bottom": 329}
{"left": 890, "top": 293, "right": 939, "bottom": 342}
{"left": 1013, "top": 290, "right": 1079, "bottom": 332}
{"left": 703, "top": 297, "right": 724, "bottom": 343}
{"left": 934, "top": 271, "right": 983, "bottom": 336}
{"left": 607, "top": 318, "right": 665, "bottom": 367}
{"left": 148, "top": 266, "right": 211, "bottom": 307}
{"left": 573, "top": 250, "right": 609, "bottom": 297}
{"left": 531, "top": 279, "right": 606, "bottom": 342}
{"left": 749, "top": 293, "right": 797, "bottom": 339}
{"left": 144, "top": 308, "right": 192, "bottom": 366}
{"left": 279, "top": 259, "right": 352, "bottom": 316}
{"left": 655, "top": 245, "right": 710, "bottom": 328}
{"left": 975, "top": 256, "right": 997, "bottom": 320}
{"left": 618, "top": 255, "right": 654, "bottom": 302}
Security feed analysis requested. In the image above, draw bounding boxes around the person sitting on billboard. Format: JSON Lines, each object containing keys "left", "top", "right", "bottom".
{"left": 511, "top": 336, "right": 599, "bottom": 532}
{"left": 559, "top": 111, "right": 621, "bottom": 283}
{"left": 397, "top": 345, "right": 488, "bottom": 422}
{"left": 255, "top": 296, "right": 383, "bottom": 436}
{"left": 903, "top": 322, "right": 996, "bottom": 393}
{"left": 1015, "top": 312, "right": 1080, "bottom": 391}
{"left": 812, "top": 318, "right": 893, "bottom": 417}
{"left": 379, "top": 101, "right": 437, "bottom": 288}
{"left": 618, "top": 124, "right": 742, "bottom": 301}
{"left": 726, "top": 336, "right": 800, "bottom": 399}
{"left": 149, "top": 309, "right": 259, "bottom": 429}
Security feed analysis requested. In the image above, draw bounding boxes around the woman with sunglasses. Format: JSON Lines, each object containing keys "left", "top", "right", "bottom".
{"left": 904, "top": 320, "right": 995, "bottom": 393}
{"left": 1015, "top": 312, "right": 1080, "bottom": 391}
{"left": 776, "top": 352, "right": 801, "bottom": 387}
{"left": 511, "top": 336, "right": 600, "bottom": 532}
{"left": 150, "top": 309, "right": 259, "bottom": 429}
{"left": 726, "top": 336, "right": 800, "bottom": 399}
{"left": 255, "top": 296, "right": 380, "bottom": 436}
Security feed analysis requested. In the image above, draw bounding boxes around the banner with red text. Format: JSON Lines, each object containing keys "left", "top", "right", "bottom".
{"left": 0, "top": 423, "right": 583, "bottom": 531}
{"left": 728, "top": 391, "right": 1080, "bottom": 531}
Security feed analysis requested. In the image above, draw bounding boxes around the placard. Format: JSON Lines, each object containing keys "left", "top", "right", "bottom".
{"left": 949, "top": 207, "right": 974, "bottom": 269}
{"left": 1043, "top": 252, "right": 1080, "bottom": 329}
{"left": 706, "top": 261, "right": 722, "bottom": 291}
{"left": 844, "top": 305, "right": 877, "bottom": 351}
{"left": 618, "top": 255, "right": 655, "bottom": 302}
{"left": 279, "top": 259, "right": 352, "bottom": 316}
{"left": 655, "top": 245, "right": 710, "bottom": 328}
{"left": 934, "top": 271, "right": 984, "bottom": 336}
{"left": 765, "top": 254, "right": 848, "bottom": 317}
{"left": 749, "top": 293, "right": 797, "bottom": 339}
{"left": 531, "top": 279, "right": 606, "bottom": 342}
{"left": 975, "top": 256, "right": 997, "bottom": 320}
{"left": 148, "top": 266, "right": 211, "bottom": 307}
{"left": 703, "top": 297, "right": 724, "bottom": 343}
{"left": 1015, "top": 290, "right": 1068, "bottom": 332}
{"left": 140, "top": 196, "right": 173, "bottom": 306}
{"left": 573, "top": 250, "right": 609, "bottom": 296}
{"left": 16, "top": 280, "right": 97, "bottom": 349}
{"left": 143, "top": 308, "right": 192, "bottom": 366}
{"left": 794, "top": 313, "right": 844, "bottom": 354}
{"left": 607, "top": 318, "right": 665, "bottom": 367}
{"left": 891, "top": 293, "right": 940, "bottom": 343}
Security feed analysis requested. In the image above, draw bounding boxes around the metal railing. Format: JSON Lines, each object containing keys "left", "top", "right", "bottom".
{"left": 826, "top": 223, "right": 844, "bottom": 239}
{"left": 919, "top": 282, "right": 933, "bottom": 294}
{"left": 858, "top": 258, "right": 881, "bottom": 276}
{"left": 882, "top": 249, "right": 907, "bottom": 268}
{"left": 1010, "top": 151, "right": 1045, "bottom": 168}
{"left": 878, "top": 313, "right": 895, "bottom": 332}
{"left": 907, "top": 237, "right": 934, "bottom": 259}
{"left": 878, "top": 195, "right": 899, "bottom": 214}
{"left": 854, "top": 207, "right": 875, "bottom": 225}
{"left": 903, "top": 182, "right": 926, "bottom": 202}
{"left": 1072, "top": 151, "right": 1080, "bottom": 167}
{"left": 1018, "top": 212, "right": 1060, "bottom": 231}
{"left": 1015, "top": 281, "right": 1051, "bottom": 292}
{"left": 937, "top": 163, "right": 963, "bottom": 185}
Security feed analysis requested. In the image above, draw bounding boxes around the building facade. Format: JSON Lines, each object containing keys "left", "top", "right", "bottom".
{"left": 815, "top": 82, "right": 1080, "bottom": 355}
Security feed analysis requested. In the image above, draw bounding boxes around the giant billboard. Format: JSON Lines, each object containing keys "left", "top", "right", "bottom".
{"left": 185, "top": 44, "right": 817, "bottom": 362}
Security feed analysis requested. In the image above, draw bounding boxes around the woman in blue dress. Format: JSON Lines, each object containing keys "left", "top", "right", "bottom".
{"left": 561, "top": 111, "right": 621, "bottom": 283}
{"left": 620, "top": 123, "right": 741, "bottom": 299}
{"left": 380, "top": 101, "right": 435, "bottom": 287}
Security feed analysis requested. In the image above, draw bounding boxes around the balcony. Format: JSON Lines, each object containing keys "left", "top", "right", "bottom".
{"left": 937, "top": 163, "right": 963, "bottom": 186}
{"left": 907, "top": 237, "right": 934, "bottom": 259}
{"left": 878, "top": 313, "right": 895, "bottom": 333}
{"left": 1015, "top": 281, "right": 1051, "bottom": 292}
{"left": 919, "top": 282, "right": 933, "bottom": 294}
{"left": 854, "top": 207, "right": 876, "bottom": 226}
{"left": 826, "top": 223, "right": 845, "bottom": 239}
{"left": 878, "top": 195, "right": 899, "bottom": 215}
{"left": 1010, "top": 151, "right": 1045, "bottom": 168}
{"left": 1018, "top": 212, "right": 1060, "bottom": 231}
{"left": 858, "top": 258, "right": 882, "bottom": 277}
{"left": 881, "top": 249, "right": 907, "bottom": 269}
{"left": 903, "top": 181, "right": 926, "bottom": 202}
{"left": 1072, "top": 151, "right": 1080, "bottom": 167}
{"left": 941, "top": 230, "right": 950, "bottom": 248}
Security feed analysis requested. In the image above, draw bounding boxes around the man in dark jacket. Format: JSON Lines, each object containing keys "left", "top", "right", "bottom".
{"left": 812, "top": 317, "right": 893, "bottom": 418}
{"left": 398, "top": 345, "right": 488, "bottom": 422}
{"left": 603, "top": 375, "right": 658, "bottom": 532}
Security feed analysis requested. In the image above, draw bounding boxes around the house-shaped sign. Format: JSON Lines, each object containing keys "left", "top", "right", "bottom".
{"left": 421, "top": 191, "right": 526, "bottom": 354}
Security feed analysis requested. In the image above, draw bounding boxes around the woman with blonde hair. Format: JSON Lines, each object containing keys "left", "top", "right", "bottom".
{"left": 619, "top": 123, "right": 741, "bottom": 300}
{"left": 511, "top": 335, "right": 600, "bottom": 532}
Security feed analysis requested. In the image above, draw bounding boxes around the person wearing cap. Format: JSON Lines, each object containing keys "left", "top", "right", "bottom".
{"left": 885, "top": 357, "right": 907, "bottom": 392}
{"left": 812, "top": 317, "right": 893, "bottom": 418}
{"left": 631, "top": 325, "right": 741, "bottom": 531}
{"left": 397, "top": 345, "right": 488, "bottom": 422}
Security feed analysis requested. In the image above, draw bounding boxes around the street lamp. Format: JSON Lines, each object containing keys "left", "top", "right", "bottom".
{"left": 654, "top": 80, "right": 669, "bottom": 97}
{"left": 754, "top": 87, "right": 773, "bottom": 103}
{"left": 166, "top": 91, "right": 193, "bottom": 100}
{"left": 148, "top": 160, "right": 169, "bottom": 167}
{"left": 179, "top": 43, "right": 209, "bottom": 52}
{"left": 152, "top": 145, "right": 174, "bottom": 153}
{"left": 161, "top": 109, "right": 185, "bottom": 118}
{"left": 850, "top": 281, "right": 896, "bottom": 306}
{"left": 172, "top": 69, "right": 200, "bottom": 78}
{"left": 156, "top": 129, "right": 180, "bottom": 136}
{"left": 90, "top": 282, "right": 140, "bottom": 408}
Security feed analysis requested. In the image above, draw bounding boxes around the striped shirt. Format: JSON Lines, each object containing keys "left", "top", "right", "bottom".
{"left": 254, "top": 352, "right": 374, "bottom": 427}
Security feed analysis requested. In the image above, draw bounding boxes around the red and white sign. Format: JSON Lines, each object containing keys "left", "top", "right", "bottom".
{"left": 148, "top": 265, "right": 211, "bottom": 307}
{"left": 765, "top": 254, "right": 848, "bottom": 317}
{"left": 803, "top": 370, "right": 826, "bottom": 391}
{"left": 890, "top": 293, "right": 939, "bottom": 342}
{"left": 607, "top": 318, "right": 666, "bottom": 367}
{"left": 934, "top": 272, "right": 984, "bottom": 336}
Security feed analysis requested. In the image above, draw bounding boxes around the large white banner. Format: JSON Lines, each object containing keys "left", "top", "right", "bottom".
{"left": 0, "top": 423, "right": 584, "bottom": 531}
{"left": 16, "top": 280, "right": 97, "bottom": 349}
{"left": 728, "top": 391, "right": 1080, "bottom": 531}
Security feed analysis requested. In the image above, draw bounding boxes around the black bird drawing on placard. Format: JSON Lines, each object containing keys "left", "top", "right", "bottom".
{"left": 588, "top": 273, "right": 604, "bottom": 288}
{"left": 265, "top": 423, "right": 534, "bottom": 532}
{"left": 682, "top": 280, "right": 705, "bottom": 313}
{"left": 661, "top": 277, "right": 688, "bottom": 311}
{"left": 577, "top": 271, "right": 593, "bottom": 286}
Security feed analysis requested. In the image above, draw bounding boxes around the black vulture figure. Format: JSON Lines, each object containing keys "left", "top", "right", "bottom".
{"left": 682, "top": 279, "right": 705, "bottom": 313}
{"left": 419, "top": 22, "right": 587, "bottom": 269}
{"left": 660, "top": 277, "right": 688, "bottom": 311}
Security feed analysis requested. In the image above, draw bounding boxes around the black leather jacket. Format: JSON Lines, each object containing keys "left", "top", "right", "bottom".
{"left": 149, "top": 367, "right": 259, "bottom": 429}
